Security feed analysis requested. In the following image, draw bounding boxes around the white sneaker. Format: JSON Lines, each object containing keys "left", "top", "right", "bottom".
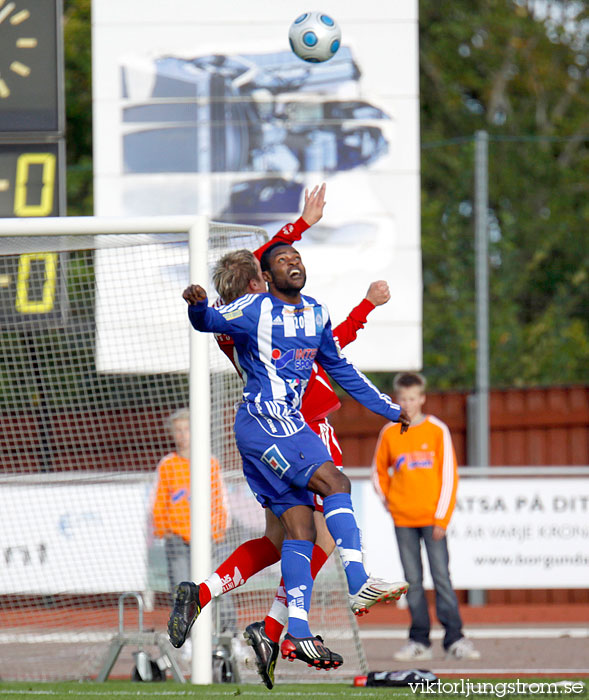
{"left": 349, "top": 577, "right": 409, "bottom": 616}
{"left": 446, "top": 637, "right": 481, "bottom": 660}
{"left": 394, "top": 641, "right": 433, "bottom": 661}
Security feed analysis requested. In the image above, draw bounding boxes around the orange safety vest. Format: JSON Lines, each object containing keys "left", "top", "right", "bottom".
{"left": 372, "top": 415, "right": 458, "bottom": 530}
{"left": 152, "top": 452, "right": 228, "bottom": 543}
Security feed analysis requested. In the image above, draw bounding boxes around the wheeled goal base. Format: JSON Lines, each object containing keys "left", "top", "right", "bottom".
{"left": 96, "top": 592, "right": 185, "bottom": 683}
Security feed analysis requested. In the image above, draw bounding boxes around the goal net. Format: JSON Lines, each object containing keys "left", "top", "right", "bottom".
{"left": 0, "top": 216, "right": 367, "bottom": 684}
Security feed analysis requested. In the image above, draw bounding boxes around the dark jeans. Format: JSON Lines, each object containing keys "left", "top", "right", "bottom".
{"left": 395, "top": 525, "right": 463, "bottom": 650}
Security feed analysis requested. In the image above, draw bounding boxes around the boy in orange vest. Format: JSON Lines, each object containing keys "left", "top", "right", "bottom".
{"left": 152, "top": 408, "right": 228, "bottom": 603}
{"left": 372, "top": 372, "right": 480, "bottom": 661}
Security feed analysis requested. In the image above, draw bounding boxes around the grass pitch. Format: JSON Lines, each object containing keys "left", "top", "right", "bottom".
{"left": 0, "top": 682, "right": 393, "bottom": 699}
{"left": 0, "top": 680, "right": 587, "bottom": 700}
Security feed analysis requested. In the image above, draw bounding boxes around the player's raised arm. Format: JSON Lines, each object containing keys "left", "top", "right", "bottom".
{"left": 300, "top": 182, "right": 326, "bottom": 226}
{"left": 183, "top": 284, "right": 256, "bottom": 336}
{"left": 316, "top": 311, "right": 410, "bottom": 432}
{"left": 333, "top": 280, "right": 390, "bottom": 349}
{"left": 253, "top": 183, "right": 326, "bottom": 260}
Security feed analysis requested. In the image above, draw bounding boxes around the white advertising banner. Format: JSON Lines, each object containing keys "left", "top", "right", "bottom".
{"left": 353, "top": 477, "right": 589, "bottom": 589}
{"left": 92, "top": 0, "right": 421, "bottom": 372}
{"left": 0, "top": 480, "right": 151, "bottom": 594}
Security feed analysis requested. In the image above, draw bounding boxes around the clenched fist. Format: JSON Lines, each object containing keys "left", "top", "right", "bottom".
{"left": 182, "top": 284, "right": 207, "bottom": 305}
{"left": 365, "top": 280, "right": 390, "bottom": 307}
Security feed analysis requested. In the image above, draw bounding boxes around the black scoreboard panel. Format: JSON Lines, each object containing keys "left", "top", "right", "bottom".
{"left": 0, "top": 0, "right": 61, "bottom": 132}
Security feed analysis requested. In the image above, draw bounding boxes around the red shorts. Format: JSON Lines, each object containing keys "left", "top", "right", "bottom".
{"left": 309, "top": 418, "right": 343, "bottom": 513}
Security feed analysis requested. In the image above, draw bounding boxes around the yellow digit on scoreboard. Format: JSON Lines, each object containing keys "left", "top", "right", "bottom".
{"left": 14, "top": 152, "right": 57, "bottom": 217}
{"left": 15, "top": 253, "right": 58, "bottom": 313}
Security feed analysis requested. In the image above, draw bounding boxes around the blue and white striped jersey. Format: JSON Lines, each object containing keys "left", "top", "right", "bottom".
{"left": 188, "top": 292, "right": 401, "bottom": 432}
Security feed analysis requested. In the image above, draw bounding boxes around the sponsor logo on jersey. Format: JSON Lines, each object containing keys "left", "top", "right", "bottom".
{"left": 394, "top": 451, "right": 434, "bottom": 471}
{"left": 272, "top": 315, "right": 284, "bottom": 325}
{"left": 271, "top": 348, "right": 295, "bottom": 369}
{"left": 271, "top": 347, "right": 317, "bottom": 371}
{"left": 222, "top": 308, "right": 243, "bottom": 320}
{"left": 171, "top": 488, "right": 189, "bottom": 503}
{"left": 294, "top": 347, "right": 317, "bottom": 370}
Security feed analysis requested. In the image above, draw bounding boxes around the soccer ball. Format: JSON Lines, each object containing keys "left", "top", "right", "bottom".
{"left": 288, "top": 11, "right": 341, "bottom": 63}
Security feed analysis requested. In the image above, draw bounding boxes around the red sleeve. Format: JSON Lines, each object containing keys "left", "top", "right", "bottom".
{"left": 332, "top": 298, "right": 376, "bottom": 349}
{"left": 254, "top": 218, "right": 310, "bottom": 260}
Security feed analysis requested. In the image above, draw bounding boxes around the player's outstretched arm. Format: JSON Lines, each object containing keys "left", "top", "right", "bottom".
{"left": 333, "top": 280, "right": 391, "bottom": 349}
{"left": 316, "top": 314, "right": 410, "bottom": 432}
{"left": 253, "top": 183, "right": 326, "bottom": 260}
{"left": 183, "top": 284, "right": 254, "bottom": 336}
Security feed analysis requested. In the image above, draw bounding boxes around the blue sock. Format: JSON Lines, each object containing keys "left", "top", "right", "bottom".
{"left": 323, "top": 493, "right": 368, "bottom": 595}
{"left": 281, "top": 539, "right": 314, "bottom": 638}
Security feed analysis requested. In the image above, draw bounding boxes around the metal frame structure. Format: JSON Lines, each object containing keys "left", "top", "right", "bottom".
{"left": 96, "top": 592, "right": 185, "bottom": 683}
{"left": 0, "top": 215, "right": 212, "bottom": 683}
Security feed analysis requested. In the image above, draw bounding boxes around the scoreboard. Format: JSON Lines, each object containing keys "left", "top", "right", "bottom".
{"left": 0, "top": 0, "right": 66, "bottom": 327}
{"left": 0, "top": 142, "right": 61, "bottom": 218}
{"left": 0, "top": 0, "right": 61, "bottom": 132}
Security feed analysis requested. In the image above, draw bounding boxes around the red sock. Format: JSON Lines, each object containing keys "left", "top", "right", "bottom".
{"left": 264, "top": 544, "right": 329, "bottom": 643}
{"left": 310, "top": 543, "right": 329, "bottom": 578}
{"left": 199, "top": 536, "right": 280, "bottom": 608}
{"left": 199, "top": 582, "right": 212, "bottom": 607}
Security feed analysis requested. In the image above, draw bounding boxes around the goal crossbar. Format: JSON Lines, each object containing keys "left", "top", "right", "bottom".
{"left": 0, "top": 215, "right": 202, "bottom": 236}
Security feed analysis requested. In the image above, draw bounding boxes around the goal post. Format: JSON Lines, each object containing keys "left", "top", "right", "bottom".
{"left": 188, "top": 216, "right": 212, "bottom": 684}
{"left": 0, "top": 215, "right": 368, "bottom": 685}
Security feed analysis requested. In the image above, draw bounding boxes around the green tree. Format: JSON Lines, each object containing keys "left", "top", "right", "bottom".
{"left": 419, "top": 0, "right": 589, "bottom": 388}
{"left": 63, "top": 0, "right": 92, "bottom": 215}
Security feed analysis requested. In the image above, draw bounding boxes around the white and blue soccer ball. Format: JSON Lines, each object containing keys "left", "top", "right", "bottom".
{"left": 288, "top": 11, "right": 341, "bottom": 63}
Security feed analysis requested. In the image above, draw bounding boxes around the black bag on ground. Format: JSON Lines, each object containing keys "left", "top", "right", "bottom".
{"left": 360, "top": 669, "right": 438, "bottom": 687}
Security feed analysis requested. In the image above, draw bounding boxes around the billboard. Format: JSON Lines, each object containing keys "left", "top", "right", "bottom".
{"left": 92, "top": 1, "right": 421, "bottom": 371}
{"left": 353, "top": 477, "right": 589, "bottom": 589}
{"left": 0, "top": 480, "right": 150, "bottom": 594}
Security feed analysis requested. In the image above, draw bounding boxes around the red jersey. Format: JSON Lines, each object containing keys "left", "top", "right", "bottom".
{"left": 215, "top": 217, "right": 375, "bottom": 427}
{"left": 252, "top": 217, "right": 309, "bottom": 262}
